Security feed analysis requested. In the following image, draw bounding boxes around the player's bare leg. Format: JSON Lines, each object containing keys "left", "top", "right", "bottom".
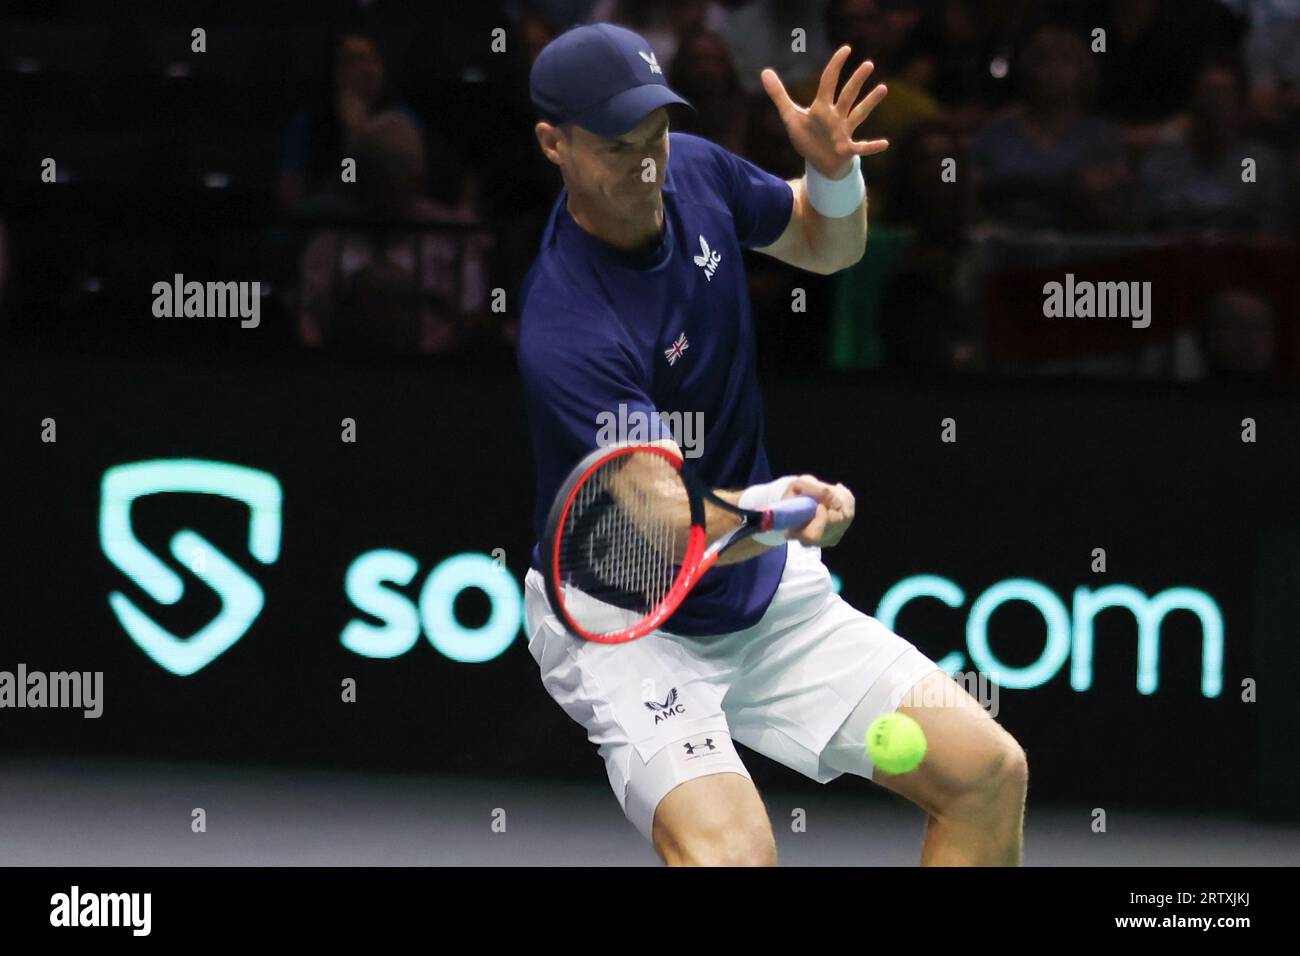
{"left": 651, "top": 773, "right": 778, "bottom": 866}
{"left": 872, "top": 670, "right": 1028, "bottom": 865}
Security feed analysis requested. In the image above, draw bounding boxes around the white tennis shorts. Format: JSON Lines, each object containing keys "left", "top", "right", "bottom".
{"left": 523, "top": 540, "right": 941, "bottom": 841}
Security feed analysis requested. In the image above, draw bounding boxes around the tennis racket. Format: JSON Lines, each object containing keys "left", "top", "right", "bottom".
{"left": 543, "top": 443, "right": 819, "bottom": 643}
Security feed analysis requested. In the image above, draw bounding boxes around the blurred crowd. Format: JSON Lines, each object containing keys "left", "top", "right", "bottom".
{"left": 2, "top": 0, "right": 1298, "bottom": 384}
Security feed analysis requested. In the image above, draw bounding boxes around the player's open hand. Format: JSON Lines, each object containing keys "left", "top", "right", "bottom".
{"left": 785, "top": 475, "right": 855, "bottom": 548}
{"left": 760, "top": 45, "right": 889, "bottom": 179}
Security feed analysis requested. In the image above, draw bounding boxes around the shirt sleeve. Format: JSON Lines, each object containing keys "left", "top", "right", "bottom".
{"left": 710, "top": 141, "right": 795, "bottom": 250}
{"left": 518, "top": 317, "right": 670, "bottom": 468}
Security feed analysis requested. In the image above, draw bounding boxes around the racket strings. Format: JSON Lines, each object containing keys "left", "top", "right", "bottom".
{"left": 558, "top": 453, "right": 684, "bottom": 633}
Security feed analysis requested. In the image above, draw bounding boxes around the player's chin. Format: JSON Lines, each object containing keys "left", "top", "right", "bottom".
{"left": 619, "top": 181, "right": 661, "bottom": 204}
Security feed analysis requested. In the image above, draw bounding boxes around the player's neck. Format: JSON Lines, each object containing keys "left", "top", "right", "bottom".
{"left": 566, "top": 193, "right": 665, "bottom": 255}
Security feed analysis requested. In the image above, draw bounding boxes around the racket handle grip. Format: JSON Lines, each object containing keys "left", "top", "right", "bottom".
{"left": 762, "top": 494, "right": 820, "bottom": 532}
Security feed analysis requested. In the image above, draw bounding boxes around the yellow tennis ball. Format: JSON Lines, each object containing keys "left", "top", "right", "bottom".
{"left": 865, "top": 712, "right": 927, "bottom": 774}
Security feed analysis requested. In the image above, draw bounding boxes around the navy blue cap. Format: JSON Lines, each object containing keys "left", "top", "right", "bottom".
{"left": 530, "top": 23, "right": 694, "bottom": 137}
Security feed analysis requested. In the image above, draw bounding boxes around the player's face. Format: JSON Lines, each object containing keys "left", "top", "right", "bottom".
{"left": 567, "top": 109, "right": 670, "bottom": 215}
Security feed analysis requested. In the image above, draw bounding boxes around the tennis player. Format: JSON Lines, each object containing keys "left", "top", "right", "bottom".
{"left": 517, "top": 23, "right": 1027, "bottom": 865}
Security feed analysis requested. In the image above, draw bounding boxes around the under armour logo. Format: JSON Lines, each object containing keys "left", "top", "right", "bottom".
{"left": 638, "top": 50, "right": 662, "bottom": 75}
{"left": 683, "top": 738, "right": 717, "bottom": 756}
{"left": 693, "top": 235, "right": 722, "bottom": 281}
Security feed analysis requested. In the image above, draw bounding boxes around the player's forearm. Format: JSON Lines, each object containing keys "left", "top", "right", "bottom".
{"left": 706, "top": 490, "right": 780, "bottom": 566}
{"left": 789, "top": 174, "right": 868, "bottom": 275}
{"left": 638, "top": 484, "right": 779, "bottom": 565}
{"left": 617, "top": 444, "right": 783, "bottom": 564}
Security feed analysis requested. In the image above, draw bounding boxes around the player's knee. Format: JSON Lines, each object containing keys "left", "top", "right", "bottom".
{"left": 941, "top": 731, "right": 1027, "bottom": 817}
{"left": 1004, "top": 737, "right": 1028, "bottom": 788}
{"left": 990, "top": 736, "right": 1028, "bottom": 806}
{"left": 659, "top": 822, "right": 777, "bottom": 867}
{"left": 979, "top": 733, "right": 1027, "bottom": 802}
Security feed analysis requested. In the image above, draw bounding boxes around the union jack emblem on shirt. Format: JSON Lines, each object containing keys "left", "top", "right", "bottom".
{"left": 664, "top": 332, "right": 689, "bottom": 366}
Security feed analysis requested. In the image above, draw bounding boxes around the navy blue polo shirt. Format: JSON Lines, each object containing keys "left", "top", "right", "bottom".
{"left": 518, "top": 131, "right": 795, "bottom": 637}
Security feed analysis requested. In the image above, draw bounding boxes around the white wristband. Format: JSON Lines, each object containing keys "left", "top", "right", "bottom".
{"left": 805, "top": 155, "right": 864, "bottom": 218}
{"left": 739, "top": 475, "right": 800, "bottom": 546}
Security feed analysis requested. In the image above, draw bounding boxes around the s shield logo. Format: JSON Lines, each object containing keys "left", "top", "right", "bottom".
{"left": 99, "top": 459, "right": 282, "bottom": 676}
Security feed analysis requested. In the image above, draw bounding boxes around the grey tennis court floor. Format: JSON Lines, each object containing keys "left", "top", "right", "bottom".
{"left": 2, "top": 757, "right": 1296, "bottom": 866}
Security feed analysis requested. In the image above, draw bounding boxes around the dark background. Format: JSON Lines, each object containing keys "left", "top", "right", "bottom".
{"left": 2, "top": 352, "right": 1296, "bottom": 818}
{"left": 2, "top": 0, "right": 1298, "bottom": 379}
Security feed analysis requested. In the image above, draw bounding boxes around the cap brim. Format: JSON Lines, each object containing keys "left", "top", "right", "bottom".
{"left": 572, "top": 84, "right": 694, "bottom": 138}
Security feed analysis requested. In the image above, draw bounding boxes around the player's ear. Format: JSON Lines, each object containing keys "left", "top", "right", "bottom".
{"left": 535, "top": 119, "right": 565, "bottom": 163}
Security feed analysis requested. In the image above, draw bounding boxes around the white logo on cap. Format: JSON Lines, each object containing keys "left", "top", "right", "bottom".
{"left": 638, "top": 51, "right": 662, "bottom": 75}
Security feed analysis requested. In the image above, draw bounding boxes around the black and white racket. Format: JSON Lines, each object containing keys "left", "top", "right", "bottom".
{"left": 543, "top": 443, "right": 819, "bottom": 643}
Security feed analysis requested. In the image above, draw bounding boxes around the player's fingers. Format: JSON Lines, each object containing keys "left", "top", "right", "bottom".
{"left": 760, "top": 67, "right": 798, "bottom": 119}
{"left": 850, "top": 137, "right": 891, "bottom": 156}
{"left": 833, "top": 482, "right": 856, "bottom": 519}
{"left": 837, "top": 58, "right": 874, "bottom": 114}
{"left": 847, "top": 82, "right": 888, "bottom": 131}
{"left": 790, "top": 475, "right": 836, "bottom": 507}
{"left": 795, "top": 504, "right": 829, "bottom": 545}
{"left": 817, "top": 45, "right": 852, "bottom": 106}
{"left": 817, "top": 483, "right": 842, "bottom": 508}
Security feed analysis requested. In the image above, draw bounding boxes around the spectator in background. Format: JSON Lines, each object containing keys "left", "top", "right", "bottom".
{"left": 278, "top": 29, "right": 421, "bottom": 213}
{"left": 742, "top": 73, "right": 811, "bottom": 177}
{"left": 1237, "top": 0, "right": 1300, "bottom": 143}
{"left": 824, "top": 0, "right": 939, "bottom": 145}
{"left": 897, "top": 0, "right": 1039, "bottom": 133}
{"left": 397, "top": 3, "right": 561, "bottom": 341}
{"left": 878, "top": 118, "right": 979, "bottom": 370}
{"left": 1071, "top": 0, "right": 1243, "bottom": 149}
{"left": 725, "top": 0, "right": 833, "bottom": 95}
{"left": 520, "top": 4, "right": 562, "bottom": 62}
{"left": 740, "top": 72, "right": 830, "bottom": 372}
{"left": 1138, "top": 59, "right": 1285, "bottom": 240}
{"left": 298, "top": 111, "right": 494, "bottom": 355}
{"left": 668, "top": 29, "right": 747, "bottom": 153}
{"left": 472, "top": 5, "right": 564, "bottom": 341}
{"left": 397, "top": 3, "right": 562, "bottom": 335}
{"left": 885, "top": 117, "right": 968, "bottom": 238}
{"left": 969, "top": 22, "right": 1129, "bottom": 232}
{"left": 1196, "top": 289, "right": 1278, "bottom": 384}
{"left": 586, "top": 0, "right": 729, "bottom": 75}
{"left": 824, "top": 0, "right": 940, "bottom": 213}
{"left": 530, "top": 0, "right": 600, "bottom": 30}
